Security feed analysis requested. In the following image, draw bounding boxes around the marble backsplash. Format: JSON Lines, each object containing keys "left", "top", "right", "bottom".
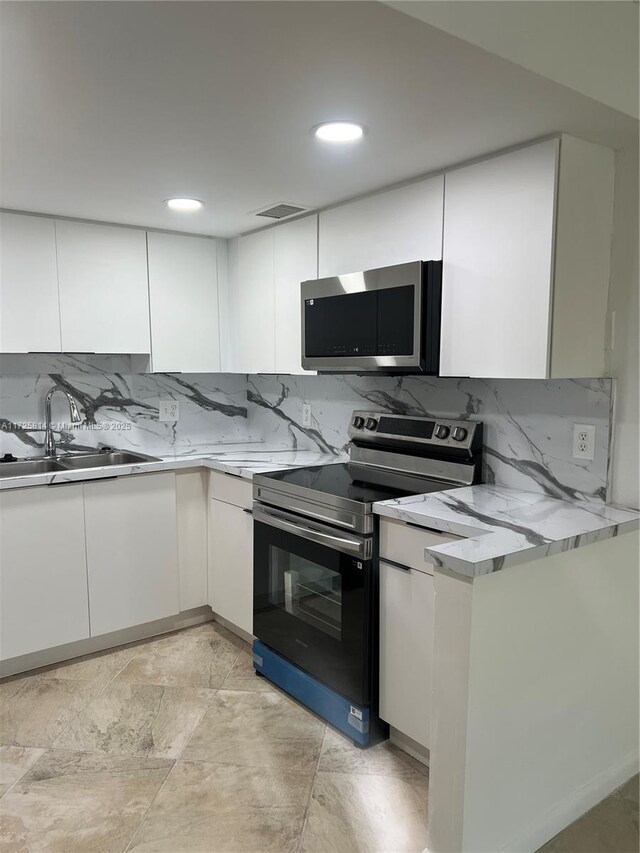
{"left": 247, "top": 374, "right": 613, "bottom": 502}
{"left": 0, "top": 355, "right": 255, "bottom": 458}
{"left": 0, "top": 354, "right": 613, "bottom": 502}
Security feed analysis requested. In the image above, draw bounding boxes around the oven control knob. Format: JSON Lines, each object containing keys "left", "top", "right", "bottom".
{"left": 451, "top": 426, "right": 468, "bottom": 442}
{"left": 353, "top": 416, "right": 365, "bottom": 430}
{"left": 365, "top": 418, "right": 378, "bottom": 431}
{"left": 434, "top": 424, "right": 450, "bottom": 440}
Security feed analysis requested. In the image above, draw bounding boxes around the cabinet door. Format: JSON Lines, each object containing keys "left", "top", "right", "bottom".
{"left": 379, "top": 561, "right": 434, "bottom": 749}
{"left": 274, "top": 215, "right": 317, "bottom": 374}
{"left": 227, "top": 230, "right": 275, "bottom": 373}
{"left": 208, "top": 499, "right": 253, "bottom": 635}
{"left": 176, "top": 469, "right": 208, "bottom": 611}
{"left": 56, "top": 220, "right": 150, "bottom": 353}
{"left": 148, "top": 232, "right": 220, "bottom": 373}
{"left": 84, "top": 473, "right": 179, "bottom": 636}
{"left": 0, "top": 213, "right": 61, "bottom": 353}
{"left": 0, "top": 485, "right": 89, "bottom": 660}
{"left": 440, "top": 139, "right": 558, "bottom": 378}
{"left": 318, "top": 175, "right": 444, "bottom": 277}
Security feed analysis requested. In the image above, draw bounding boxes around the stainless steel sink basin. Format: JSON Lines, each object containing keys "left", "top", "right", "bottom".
{"left": 0, "top": 459, "right": 68, "bottom": 478}
{"left": 56, "top": 450, "right": 160, "bottom": 470}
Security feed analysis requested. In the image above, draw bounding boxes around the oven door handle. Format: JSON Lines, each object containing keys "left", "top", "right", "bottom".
{"left": 253, "top": 505, "right": 367, "bottom": 557}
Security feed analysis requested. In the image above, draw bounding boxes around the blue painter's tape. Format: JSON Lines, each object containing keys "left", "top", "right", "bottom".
{"left": 252, "top": 640, "right": 370, "bottom": 746}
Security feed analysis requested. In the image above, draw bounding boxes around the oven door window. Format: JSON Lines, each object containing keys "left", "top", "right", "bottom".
{"left": 277, "top": 549, "right": 343, "bottom": 640}
{"left": 254, "top": 521, "right": 370, "bottom": 706}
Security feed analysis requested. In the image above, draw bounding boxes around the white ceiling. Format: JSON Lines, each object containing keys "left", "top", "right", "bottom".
{"left": 388, "top": 1, "right": 639, "bottom": 119}
{"left": 1, "top": 1, "right": 637, "bottom": 238}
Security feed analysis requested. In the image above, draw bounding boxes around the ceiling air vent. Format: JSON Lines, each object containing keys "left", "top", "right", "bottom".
{"left": 255, "top": 203, "right": 307, "bottom": 220}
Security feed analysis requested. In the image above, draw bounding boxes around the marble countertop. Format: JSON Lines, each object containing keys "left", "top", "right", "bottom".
{"left": 374, "top": 484, "right": 640, "bottom": 578}
{"left": 0, "top": 445, "right": 343, "bottom": 490}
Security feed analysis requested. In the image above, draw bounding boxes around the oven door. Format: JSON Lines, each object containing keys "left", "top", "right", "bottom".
{"left": 253, "top": 504, "right": 373, "bottom": 706}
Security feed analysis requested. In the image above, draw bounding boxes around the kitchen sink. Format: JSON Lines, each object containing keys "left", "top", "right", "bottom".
{"left": 0, "top": 459, "right": 68, "bottom": 478}
{"left": 56, "top": 450, "right": 160, "bottom": 470}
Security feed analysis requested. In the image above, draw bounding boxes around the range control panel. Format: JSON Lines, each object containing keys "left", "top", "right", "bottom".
{"left": 348, "top": 410, "right": 482, "bottom": 454}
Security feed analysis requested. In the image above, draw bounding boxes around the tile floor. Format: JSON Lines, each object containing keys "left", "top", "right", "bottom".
{"left": 0, "top": 621, "right": 637, "bottom": 853}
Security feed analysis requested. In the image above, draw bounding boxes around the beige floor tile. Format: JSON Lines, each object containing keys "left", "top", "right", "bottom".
{"left": 537, "top": 774, "right": 639, "bottom": 853}
{"left": 300, "top": 769, "right": 428, "bottom": 853}
{"left": 318, "top": 727, "right": 428, "bottom": 780}
{"left": 182, "top": 688, "right": 325, "bottom": 772}
{"left": 220, "top": 650, "right": 276, "bottom": 692}
{"left": 0, "top": 749, "right": 172, "bottom": 853}
{"left": 0, "top": 746, "right": 46, "bottom": 798}
{"left": 115, "top": 630, "right": 240, "bottom": 689}
{"left": 0, "top": 677, "right": 103, "bottom": 748}
{"left": 52, "top": 681, "right": 214, "bottom": 760}
{"left": 128, "top": 758, "right": 313, "bottom": 853}
{"left": 36, "top": 645, "right": 139, "bottom": 683}
{"left": 183, "top": 621, "right": 247, "bottom": 648}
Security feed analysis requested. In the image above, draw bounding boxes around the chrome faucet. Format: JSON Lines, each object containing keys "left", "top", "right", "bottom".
{"left": 44, "top": 385, "right": 83, "bottom": 458}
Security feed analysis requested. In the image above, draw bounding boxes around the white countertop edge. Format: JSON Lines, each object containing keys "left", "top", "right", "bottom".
{"left": 424, "top": 518, "right": 640, "bottom": 578}
{"left": 0, "top": 449, "right": 342, "bottom": 491}
{"left": 373, "top": 485, "right": 640, "bottom": 578}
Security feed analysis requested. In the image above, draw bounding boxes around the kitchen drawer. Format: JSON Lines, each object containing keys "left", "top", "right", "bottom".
{"left": 209, "top": 470, "right": 253, "bottom": 510}
{"left": 379, "top": 517, "right": 460, "bottom": 574}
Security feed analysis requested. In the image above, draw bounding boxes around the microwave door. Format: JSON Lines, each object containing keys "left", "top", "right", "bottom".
{"left": 301, "top": 261, "right": 426, "bottom": 372}
{"left": 303, "top": 289, "right": 378, "bottom": 360}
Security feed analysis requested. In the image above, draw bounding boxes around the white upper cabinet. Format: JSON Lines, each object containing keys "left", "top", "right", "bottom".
{"left": 274, "top": 215, "right": 318, "bottom": 374}
{"left": 56, "top": 220, "right": 150, "bottom": 353}
{"left": 227, "top": 229, "right": 275, "bottom": 373}
{"left": 0, "top": 212, "right": 61, "bottom": 353}
{"left": 148, "top": 232, "right": 220, "bottom": 373}
{"left": 440, "top": 136, "right": 614, "bottom": 379}
{"left": 318, "top": 175, "right": 444, "bottom": 277}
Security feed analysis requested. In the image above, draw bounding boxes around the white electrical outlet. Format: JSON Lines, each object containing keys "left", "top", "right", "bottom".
{"left": 572, "top": 424, "right": 596, "bottom": 461}
{"left": 302, "top": 404, "right": 312, "bottom": 428}
{"left": 159, "top": 400, "right": 180, "bottom": 422}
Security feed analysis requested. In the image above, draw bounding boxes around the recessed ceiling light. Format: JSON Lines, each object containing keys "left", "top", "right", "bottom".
{"left": 313, "top": 122, "right": 365, "bottom": 143}
{"left": 165, "top": 197, "right": 204, "bottom": 212}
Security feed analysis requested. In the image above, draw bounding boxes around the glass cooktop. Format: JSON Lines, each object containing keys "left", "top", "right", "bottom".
{"left": 259, "top": 462, "right": 444, "bottom": 505}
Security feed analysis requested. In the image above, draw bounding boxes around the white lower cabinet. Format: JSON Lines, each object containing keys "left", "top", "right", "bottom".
{"left": 379, "top": 559, "right": 434, "bottom": 750}
{"left": 208, "top": 473, "right": 253, "bottom": 635}
{"left": 84, "top": 472, "right": 180, "bottom": 636}
{"left": 176, "top": 469, "right": 209, "bottom": 611}
{"left": 0, "top": 484, "right": 90, "bottom": 660}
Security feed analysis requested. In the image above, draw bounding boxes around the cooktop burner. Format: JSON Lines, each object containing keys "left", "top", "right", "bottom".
{"left": 259, "top": 462, "right": 447, "bottom": 505}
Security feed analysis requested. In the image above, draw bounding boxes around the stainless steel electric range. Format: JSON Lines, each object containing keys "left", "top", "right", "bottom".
{"left": 252, "top": 410, "right": 483, "bottom": 746}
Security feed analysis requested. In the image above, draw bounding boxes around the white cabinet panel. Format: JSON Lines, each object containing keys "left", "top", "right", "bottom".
{"left": 440, "top": 139, "right": 558, "bottom": 379}
{"left": 56, "top": 220, "right": 150, "bottom": 353}
{"left": 319, "top": 176, "right": 444, "bottom": 277}
{"left": 208, "top": 498, "right": 253, "bottom": 635}
{"left": 0, "top": 213, "right": 61, "bottom": 353}
{"left": 380, "top": 560, "right": 434, "bottom": 749}
{"left": 0, "top": 484, "right": 89, "bottom": 660}
{"left": 84, "top": 473, "right": 179, "bottom": 636}
{"left": 227, "top": 230, "right": 275, "bottom": 373}
{"left": 148, "top": 232, "right": 220, "bottom": 373}
{"left": 274, "top": 215, "right": 317, "bottom": 374}
{"left": 176, "top": 469, "right": 208, "bottom": 611}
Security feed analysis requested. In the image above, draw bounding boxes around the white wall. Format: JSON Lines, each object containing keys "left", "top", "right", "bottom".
{"left": 459, "top": 531, "right": 639, "bottom": 853}
{"left": 608, "top": 145, "right": 640, "bottom": 510}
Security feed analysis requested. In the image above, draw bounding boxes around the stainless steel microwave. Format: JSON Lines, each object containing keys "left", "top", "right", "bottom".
{"left": 301, "top": 260, "right": 441, "bottom": 374}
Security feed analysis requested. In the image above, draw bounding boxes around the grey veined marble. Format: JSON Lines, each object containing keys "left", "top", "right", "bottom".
{"left": 248, "top": 374, "right": 613, "bottom": 502}
{"left": 0, "top": 354, "right": 613, "bottom": 502}
{"left": 374, "top": 484, "right": 639, "bottom": 577}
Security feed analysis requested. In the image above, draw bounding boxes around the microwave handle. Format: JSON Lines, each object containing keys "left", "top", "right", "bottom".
{"left": 253, "top": 505, "right": 366, "bottom": 557}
